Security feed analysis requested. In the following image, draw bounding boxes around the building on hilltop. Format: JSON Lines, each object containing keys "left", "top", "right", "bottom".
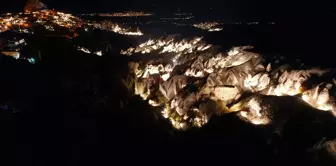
{"left": 24, "top": 0, "right": 47, "bottom": 12}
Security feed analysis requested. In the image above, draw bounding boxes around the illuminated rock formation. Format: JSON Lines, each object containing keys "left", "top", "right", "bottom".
{"left": 123, "top": 36, "right": 336, "bottom": 130}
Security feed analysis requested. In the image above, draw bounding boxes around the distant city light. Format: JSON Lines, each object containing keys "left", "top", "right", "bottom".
{"left": 160, "top": 16, "right": 194, "bottom": 20}
{"left": 193, "top": 22, "right": 223, "bottom": 32}
{"left": 98, "top": 12, "right": 153, "bottom": 17}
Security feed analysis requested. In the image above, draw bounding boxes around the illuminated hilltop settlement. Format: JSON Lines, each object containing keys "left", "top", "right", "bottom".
{"left": 0, "top": 1, "right": 145, "bottom": 59}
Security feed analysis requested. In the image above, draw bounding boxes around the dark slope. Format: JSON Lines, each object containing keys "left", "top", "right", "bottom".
{"left": 2, "top": 30, "right": 334, "bottom": 166}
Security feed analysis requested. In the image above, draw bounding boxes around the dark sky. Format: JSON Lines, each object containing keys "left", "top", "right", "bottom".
{"left": 0, "top": 0, "right": 335, "bottom": 21}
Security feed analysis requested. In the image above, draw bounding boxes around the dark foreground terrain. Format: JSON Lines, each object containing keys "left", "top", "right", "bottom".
{"left": 1, "top": 23, "right": 336, "bottom": 166}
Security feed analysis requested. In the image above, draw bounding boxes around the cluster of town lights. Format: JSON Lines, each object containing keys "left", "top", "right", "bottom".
{"left": 99, "top": 12, "right": 153, "bottom": 17}
{"left": 0, "top": 13, "right": 30, "bottom": 33}
{"left": 1, "top": 10, "right": 144, "bottom": 37}
{"left": 193, "top": 22, "right": 223, "bottom": 32}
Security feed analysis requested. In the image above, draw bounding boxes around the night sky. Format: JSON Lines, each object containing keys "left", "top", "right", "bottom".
{"left": 0, "top": 0, "right": 335, "bottom": 21}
